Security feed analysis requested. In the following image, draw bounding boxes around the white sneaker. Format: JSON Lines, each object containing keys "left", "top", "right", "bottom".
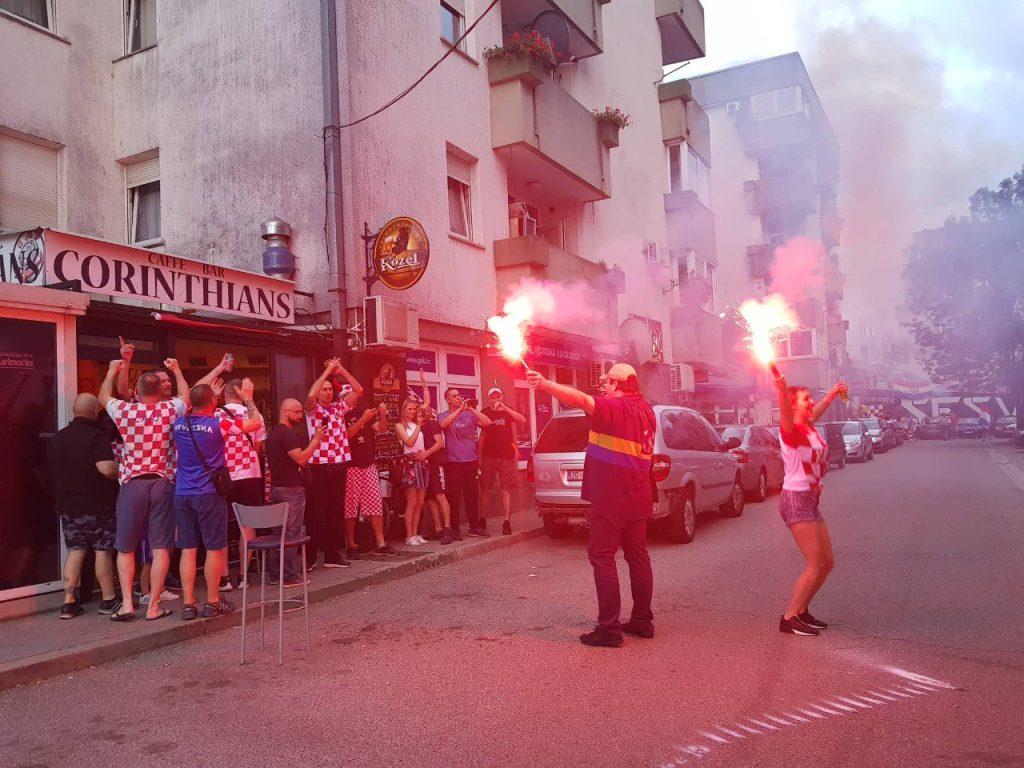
{"left": 406, "top": 537, "right": 421, "bottom": 546}
{"left": 415, "top": 535, "right": 428, "bottom": 545}
{"left": 139, "top": 590, "right": 178, "bottom": 606}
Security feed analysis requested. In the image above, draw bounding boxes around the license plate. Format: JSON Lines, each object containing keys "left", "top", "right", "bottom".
{"left": 565, "top": 469, "right": 584, "bottom": 482}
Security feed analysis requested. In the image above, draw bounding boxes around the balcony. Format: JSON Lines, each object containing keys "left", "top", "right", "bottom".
{"left": 658, "top": 79, "right": 710, "bottom": 162}
{"left": 755, "top": 169, "right": 817, "bottom": 214}
{"left": 825, "top": 268, "right": 845, "bottom": 299}
{"left": 821, "top": 209, "right": 842, "bottom": 248}
{"left": 113, "top": 43, "right": 159, "bottom": 159}
{"left": 655, "top": 0, "right": 706, "bottom": 65}
{"left": 664, "top": 189, "right": 716, "bottom": 258}
{"left": 828, "top": 318, "right": 849, "bottom": 348}
{"left": 490, "top": 72, "right": 611, "bottom": 204}
{"left": 493, "top": 235, "right": 618, "bottom": 339}
{"left": 670, "top": 305, "right": 724, "bottom": 369}
{"left": 499, "top": 0, "right": 605, "bottom": 61}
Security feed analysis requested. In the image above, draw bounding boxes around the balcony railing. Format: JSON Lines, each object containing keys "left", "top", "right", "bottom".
{"left": 825, "top": 268, "right": 845, "bottom": 298}
{"left": 489, "top": 69, "right": 611, "bottom": 204}
{"left": 658, "top": 79, "right": 710, "bottom": 162}
{"left": 499, "top": 0, "right": 605, "bottom": 60}
{"left": 670, "top": 304, "right": 724, "bottom": 368}
{"left": 755, "top": 169, "right": 817, "bottom": 214}
{"left": 664, "top": 189, "right": 716, "bottom": 258}
{"left": 821, "top": 209, "right": 842, "bottom": 248}
{"left": 655, "top": 0, "right": 706, "bottom": 65}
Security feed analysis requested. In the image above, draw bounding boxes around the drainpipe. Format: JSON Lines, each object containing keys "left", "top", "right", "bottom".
{"left": 321, "top": 0, "right": 348, "bottom": 357}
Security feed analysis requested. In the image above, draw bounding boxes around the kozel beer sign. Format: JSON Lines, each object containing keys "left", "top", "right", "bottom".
{"left": 372, "top": 217, "right": 429, "bottom": 291}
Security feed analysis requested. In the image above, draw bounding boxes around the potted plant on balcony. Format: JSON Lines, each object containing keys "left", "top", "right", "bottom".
{"left": 592, "top": 106, "right": 631, "bottom": 148}
{"left": 484, "top": 31, "right": 558, "bottom": 88}
{"left": 603, "top": 262, "right": 626, "bottom": 294}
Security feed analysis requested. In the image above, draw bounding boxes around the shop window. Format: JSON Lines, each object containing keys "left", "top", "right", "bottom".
{"left": 408, "top": 384, "right": 439, "bottom": 408}
{"left": 0, "top": 133, "right": 59, "bottom": 232}
{"left": 446, "top": 351, "right": 476, "bottom": 378}
{"left": 406, "top": 349, "right": 438, "bottom": 374}
{"left": 124, "top": 154, "right": 161, "bottom": 245}
{"left": 124, "top": 0, "right": 156, "bottom": 53}
{"left": 447, "top": 148, "right": 475, "bottom": 240}
{"left": 440, "top": 0, "right": 465, "bottom": 50}
{"left": 453, "top": 386, "right": 477, "bottom": 401}
{"left": 175, "top": 338, "right": 273, "bottom": 416}
{"left": 0, "top": 0, "right": 53, "bottom": 30}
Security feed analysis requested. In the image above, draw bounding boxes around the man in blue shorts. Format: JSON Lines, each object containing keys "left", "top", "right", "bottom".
{"left": 172, "top": 380, "right": 264, "bottom": 620}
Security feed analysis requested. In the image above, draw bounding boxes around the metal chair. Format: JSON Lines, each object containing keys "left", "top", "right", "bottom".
{"left": 232, "top": 502, "right": 311, "bottom": 665}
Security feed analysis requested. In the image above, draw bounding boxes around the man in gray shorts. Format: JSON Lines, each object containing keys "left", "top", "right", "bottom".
{"left": 100, "top": 358, "right": 191, "bottom": 621}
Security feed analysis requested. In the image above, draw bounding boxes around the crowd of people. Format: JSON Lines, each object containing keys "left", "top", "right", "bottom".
{"left": 50, "top": 344, "right": 526, "bottom": 622}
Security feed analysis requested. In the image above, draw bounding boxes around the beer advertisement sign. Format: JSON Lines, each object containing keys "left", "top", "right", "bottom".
{"left": 372, "top": 217, "right": 429, "bottom": 291}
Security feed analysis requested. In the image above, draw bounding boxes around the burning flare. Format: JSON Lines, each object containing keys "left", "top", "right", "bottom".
{"left": 738, "top": 294, "right": 799, "bottom": 372}
{"left": 487, "top": 287, "right": 555, "bottom": 365}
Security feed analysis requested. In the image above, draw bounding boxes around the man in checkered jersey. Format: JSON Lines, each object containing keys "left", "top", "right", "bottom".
{"left": 99, "top": 357, "right": 191, "bottom": 621}
{"left": 304, "top": 357, "right": 364, "bottom": 569}
{"left": 221, "top": 377, "right": 267, "bottom": 588}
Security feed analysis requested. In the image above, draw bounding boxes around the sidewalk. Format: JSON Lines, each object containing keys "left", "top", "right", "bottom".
{"left": 0, "top": 506, "right": 543, "bottom": 693}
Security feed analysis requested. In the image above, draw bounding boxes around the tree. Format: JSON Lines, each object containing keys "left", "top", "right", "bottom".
{"left": 904, "top": 165, "right": 1024, "bottom": 408}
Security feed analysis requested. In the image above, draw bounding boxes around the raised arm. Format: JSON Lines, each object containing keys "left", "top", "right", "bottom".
{"left": 438, "top": 404, "right": 462, "bottom": 430}
{"left": 237, "top": 378, "right": 264, "bottom": 433}
{"left": 347, "top": 407, "right": 379, "bottom": 440}
{"left": 194, "top": 353, "right": 231, "bottom": 388}
{"left": 163, "top": 358, "right": 190, "bottom": 408}
{"left": 776, "top": 374, "right": 794, "bottom": 434}
{"left": 418, "top": 369, "right": 431, "bottom": 412}
{"left": 374, "top": 403, "right": 389, "bottom": 433}
{"left": 334, "top": 361, "right": 365, "bottom": 401}
{"left": 99, "top": 359, "right": 124, "bottom": 409}
{"left": 305, "top": 358, "right": 339, "bottom": 412}
{"left": 114, "top": 336, "right": 134, "bottom": 399}
{"left": 525, "top": 370, "right": 595, "bottom": 415}
{"left": 811, "top": 382, "right": 847, "bottom": 424}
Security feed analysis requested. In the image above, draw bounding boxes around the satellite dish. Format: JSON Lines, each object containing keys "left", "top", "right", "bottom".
{"left": 619, "top": 316, "right": 660, "bottom": 366}
{"left": 529, "top": 10, "right": 571, "bottom": 63}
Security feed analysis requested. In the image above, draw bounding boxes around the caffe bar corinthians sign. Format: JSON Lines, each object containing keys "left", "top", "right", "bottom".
{"left": 0, "top": 229, "right": 294, "bottom": 323}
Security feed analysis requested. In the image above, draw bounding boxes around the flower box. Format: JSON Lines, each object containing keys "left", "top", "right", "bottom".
{"left": 487, "top": 52, "right": 548, "bottom": 87}
{"left": 598, "top": 121, "right": 620, "bottom": 148}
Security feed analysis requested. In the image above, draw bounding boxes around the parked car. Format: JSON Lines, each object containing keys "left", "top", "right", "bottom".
{"left": 836, "top": 420, "right": 873, "bottom": 462}
{"left": 715, "top": 424, "right": 785, "bottom": 501}
{"left": 916, "top": 417, "right": 945, "bottom": 440}
{"left": 994, "top": 416, "right": 1017, "bottom": 438}
{"left": 956, "top": 417, "right": 985, "bottom": 439}
{"left": 858, "top": 417, "right": 889, "bottom": 453}
{"left": 530, "top": 405, "right": 744, "bottom": 544}
{"left": 816, "top": 423, "right": 848, "bottom": 469}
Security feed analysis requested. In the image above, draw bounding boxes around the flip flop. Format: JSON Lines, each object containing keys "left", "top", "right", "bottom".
{"left": 110, "top": 611, "right": 136, "bottom": 622}
{"left": 145, "top": 608, "right": 173, "bottom": 622}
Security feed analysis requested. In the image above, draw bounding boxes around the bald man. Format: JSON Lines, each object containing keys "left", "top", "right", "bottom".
{"left": 264, "top": 399, "right": 324, "bottom": 586}
{"left": 47, "top": 394, "right": 121, "bottom": 619}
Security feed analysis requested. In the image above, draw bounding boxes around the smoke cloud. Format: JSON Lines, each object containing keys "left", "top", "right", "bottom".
{"left": 769, "top": 236, "right": 824, "bottom": 303}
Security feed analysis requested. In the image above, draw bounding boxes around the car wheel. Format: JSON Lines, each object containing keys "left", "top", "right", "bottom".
{"left": 543, "top": 514, "right": 571, "bottom": 539}
{"left": 666, "top": 489, "right": 696, "bottom": 544}
{"left": 721, "top": 476, "right": 745, "bottom": 518}
{"left": 751, "top": 469, "right": 768, "bottom": 502}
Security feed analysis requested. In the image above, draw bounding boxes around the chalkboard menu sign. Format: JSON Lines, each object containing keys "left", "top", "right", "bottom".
{"left": 351, "top": 351, "right": 408, "bottom": 469}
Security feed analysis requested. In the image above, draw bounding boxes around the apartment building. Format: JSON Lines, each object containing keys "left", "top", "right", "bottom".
{"left": 0, "top": 0, "right": 706, "bottom": 600}
{"left": 689, "top": 53, "right": 849, "bottom": 394}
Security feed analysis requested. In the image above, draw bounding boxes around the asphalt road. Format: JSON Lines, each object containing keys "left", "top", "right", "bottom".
{"left": 2, "top": 439, "right": 1023, "bottom": 768}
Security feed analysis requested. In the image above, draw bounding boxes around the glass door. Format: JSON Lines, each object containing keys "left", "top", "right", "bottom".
{"left": 0, "top": 317, "right": 61, "bottom": 594}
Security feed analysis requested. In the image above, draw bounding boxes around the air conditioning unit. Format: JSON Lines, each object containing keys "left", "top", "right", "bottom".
{"left": 725, "top": 100, "right": 742, "bottom": 113}
{"left": 669, "top": 362, "right": 695, "bottom": 393}
{"left": 363, "top": 295, "right": 419, "bottom": 349}
{"left": 644, "top": 241, "right": 661, "bottom": 264}
{"left": 508, "top": 202, "right": 537, "bottom": 237}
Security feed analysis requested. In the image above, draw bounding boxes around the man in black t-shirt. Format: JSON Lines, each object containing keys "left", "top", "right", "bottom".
{"left": 47, "top": 394, "right": 122, "bottom": 619}
{"left": 343, "top": 401, "right": 398, "bottom": 557}
{"left": 479, "top": 387, "right": 526, "bottom": 535}
{"left": 265, "top": 399, "right": 323, "bottom": 585}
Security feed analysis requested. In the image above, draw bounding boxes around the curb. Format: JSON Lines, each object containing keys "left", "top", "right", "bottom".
{"left": 0, "top": 525, "right": 546, "bottom": 692}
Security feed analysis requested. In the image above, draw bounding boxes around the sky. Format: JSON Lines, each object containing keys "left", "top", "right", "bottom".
{"left": 668, "top": 0, "right": 1024, "bottom": 344}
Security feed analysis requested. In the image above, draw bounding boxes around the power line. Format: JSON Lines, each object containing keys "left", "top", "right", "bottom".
{"left": 327, "top": 0, "right": 500, "bottom": 132}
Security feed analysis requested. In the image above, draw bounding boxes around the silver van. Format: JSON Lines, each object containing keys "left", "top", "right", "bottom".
{"left": 529, "top": 405, "right": 744, "bottom": 543}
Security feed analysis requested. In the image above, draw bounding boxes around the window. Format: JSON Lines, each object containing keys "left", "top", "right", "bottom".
{"left": 124, "top": 0, "right": 156, "bottom": 53}
{"left": 446, "top": 149, "right": 474, "bottom": 239}
{"left": 662, "top": 410, "right": 715, "bottom": 452}
{"left": 680, "top": 251, "right": 716, "bottom": 313}
{"left": 446, "top": 352, "right": 476, "bottom": 378}
{"left": 0, "top": 133, "right": 59, "bottom": 232}
{"left": 750, "top": 86, "right": 806, "bottom": 121}
{"left": 774, "top": 329, "right": 817, "bottom": 359}
{"left": 125, "top": 155, "right": 160, "bottom": 245}
{"left": 0, "top": 0, "right": 53, "bottom": 30}
{"left": 440, "top": 0, "right": 465, "bottom": 50}
{"left": 667, "top": 144, "right": 710, "bottom": 207}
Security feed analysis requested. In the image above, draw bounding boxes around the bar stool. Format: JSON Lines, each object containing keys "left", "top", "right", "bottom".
{"left": 232, "top": 502, "right": 311, "bottom": 665}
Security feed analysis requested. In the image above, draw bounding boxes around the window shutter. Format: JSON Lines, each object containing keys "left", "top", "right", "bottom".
{"left": 446, "top": 151, "right": 472, "bottom": 186}
{"left": 0, "top": 133, "right": 59, "bottom": 231}
{"left": 443, "top": 0, "right": 466, "bottom": 16}
{"left": 125, "top": 155, "right": 160, "bottom": 188}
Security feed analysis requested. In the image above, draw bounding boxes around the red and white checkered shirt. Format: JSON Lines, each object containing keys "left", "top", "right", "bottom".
{"left": 106, "top": 397, "right": 187, "bottom": 485}
{"left": 305, "top": 399, "right": 352, "bottom": 465}
{"left": 219, "top": 403, "right": 266, "bottom": 481}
